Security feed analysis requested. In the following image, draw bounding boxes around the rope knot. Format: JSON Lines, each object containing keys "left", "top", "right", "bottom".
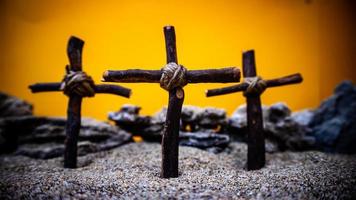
{"left": 160, "top": 62, "right": 187, "bottom": 91}
{"left": 243, "top": 76, "right": 267, "bottom": 97}
{"left": 60, "top": 65, "right": 96, "bottom": 97}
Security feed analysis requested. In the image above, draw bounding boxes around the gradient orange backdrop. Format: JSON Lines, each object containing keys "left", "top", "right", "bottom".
{"left": 0, "top": 0, "right": 355, "bottom": 120}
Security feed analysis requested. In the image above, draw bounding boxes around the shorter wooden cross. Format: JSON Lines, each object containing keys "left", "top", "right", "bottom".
{"left": 206, "top": 50, "right": 303, "bottom": 170}
{"left": 102, "top": 26, "right": 241, "bottom": 178}
{"left": 29, "top": 36, "right": 131, "bottom": 168}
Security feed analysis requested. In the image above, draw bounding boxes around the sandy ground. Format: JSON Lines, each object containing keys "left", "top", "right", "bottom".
{"left": 1, "top": 142, "right": 356, "bottom": 199}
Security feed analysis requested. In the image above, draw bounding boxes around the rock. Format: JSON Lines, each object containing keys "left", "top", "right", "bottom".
{"left": 107, "top": 105, "right": 231, "bottom": 152}
{"left": 15, "top": 132, "right": 131, "bottom": 159}
{"left": 291, "top": 109, "right": 314, "bottom": 127}
{"left": 108, "top": 104, "right": 149, "bottom": 125}
{"left": 265, "top": 139, "right": 279, "bottom": 153}
{"left": 151, "top": 107, "right": 167, "bottom": 124}
{"left": 229, "top": 105, "right": 270, "bottom": 130}
{"left": 0, "top": 116, "right": 133, "bottom": 157}
{"left": 198, "top": 107, "right": 227, "bottom": 130}
{"left": 228, "top": 104, "right": 268, "bottom": 141}
{"left": 108, "top": 105, "right": 164, "bottom": 141}
{"left": 309, "top": 81, "right": 356, "bottom": 154}
{"left": 142, "top": 107, "right": 230, "bottom": 152}
{"left": 268, "top": 102, "right": 291, "bottom": 123}
{"left": 180, "top": 105, "right": 202, "bottom": 131}
{"left": 228, "top": 102, "right": 315, "bottom": 151}
{"left": 14, "top": 117, "right": 130, "bottom": 143}
{"left": 108, "top": 104, "right": 229, "bottom": 136}
{"left": 15, "top": 143, "right": 65, "bottom": 159}
{"left": 179, "top": 131, "right": 230, "bottom": 153}
{"left": 0, "top": 92, "right": 33, "bottom": 117}
{"left": 108, "top": 104, "right": 151, "bottom": 135}
{"left": 137, "top": 107, "right": 166, "bottom": 141}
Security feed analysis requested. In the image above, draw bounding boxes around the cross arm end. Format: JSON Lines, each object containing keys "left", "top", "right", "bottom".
{"left": 206, "top": 73, "right": 303, "bottom": 97}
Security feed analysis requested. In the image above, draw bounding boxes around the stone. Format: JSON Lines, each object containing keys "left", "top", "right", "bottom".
{"left": 108, "top": 104, "right": 151, "bottom": 135}
{"left": 198, "top": 107, "right": 227, "bottom": 130}
{"left": 179, "top": 131, "right": 230, "bottom": 153}
{"left": 228, "top": 104, "right": 270, "bottom": 130}
{"left": 268, "top": 102, "right": 291, "bottom": 123}
{"left": 228, "top": 102, "right": 315, "bottom": 151}
{"left": 227, "top": 104, "right": 268, "bottom": 141}
{"left": 15, "top": 132, "right": 130, "bottom": 159}
{"left": 15, "top": 143, "right": 65, "bottom": 159}
{"left": 107, "top": 105, "right": 230, "bottom": 152}
{"left": 180, "top": 105, "right": 202, "bottom": 131}
{"left": 0, "top": 92, "right": 33, "bottom": 117}
{"left": 291, "top": 109, "right": 314, "bottom": 127}
{"left": 0, "top": 116, "right": 58, "bottom": 153}
{"left": 151, "top": 107, "right": 167, "bottom": 124}
{"left": 309, "top": 81, "right": 356, "bottom": 154}
{"left": 144, "top": 106, "right": 230, "bottom": 152}
{"left": 0, "top": 116, "right": 133, "bottom": 157}
{"left": 265, "top": 139, "right": 279, "bottom": 153}
{"left": 137, "top": 107, "right": 166, "bottom": 141}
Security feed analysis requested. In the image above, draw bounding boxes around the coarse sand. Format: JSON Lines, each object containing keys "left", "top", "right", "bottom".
{"left": 1, "top": 142, "right": 356, "bottom": 199}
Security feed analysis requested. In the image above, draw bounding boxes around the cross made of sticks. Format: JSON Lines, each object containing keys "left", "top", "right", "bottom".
{"left": 102, "top": 26, "right": 241, "bottom": 178}
{"left": 206, "top": 50, "right": 303, "bottom": 170}
{"left": 29, "top": 36, "right": 132, "bottom": 168}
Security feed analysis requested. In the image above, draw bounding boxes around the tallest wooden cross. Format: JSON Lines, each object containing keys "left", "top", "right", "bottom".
{"left": 103, "top": 26, "right": 241, "bottom": 178}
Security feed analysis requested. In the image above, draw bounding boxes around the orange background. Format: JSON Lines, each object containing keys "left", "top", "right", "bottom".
{"left": 0, "top": 0, "right": 355, "bottom": 120}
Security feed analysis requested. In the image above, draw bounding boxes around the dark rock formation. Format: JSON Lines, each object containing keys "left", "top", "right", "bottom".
{"left": 265, "top": 103, "right": 315, "bottom": 151}
{"left": 291, "top": 109, "right": 314, "bottom": 127}
{"left": 0, "top": 92, "right": 33, "bottom": 117}
{"left": 15, "top": 133, "right": 129, "bottom": 159}
{"left": 228, "top": 81, "right": 356, "bottom": 154}
{"left": 268, "top": 103, "right": 291, "bottom": 123}
{"left": 197, "top": 107, "right": 227, "bottom": 131}
{"left": 108, "top": 105, "right": 231, "bottom": 152}
{"left": 179, "top": 131, "right": 230, "bottom": 153}
{"left": 181, "top": 105, "right": 202, "bottom": 131}
{"left": 138, "top": 107, "right": 166, "bottom": 141}
{"left": 108, "top": 104, "right": 151, "bottom": 135}
{"left": 0, "top": 93, "right": 35, "bottom": 153}
{"left": 228, "top": 103, "right": 315, "bottom": 152}
{"left": 309, "top": 81, "right": 356, "bottom": 154}
{"left": 0, "top": 116, "right": 132, "bottom": 158}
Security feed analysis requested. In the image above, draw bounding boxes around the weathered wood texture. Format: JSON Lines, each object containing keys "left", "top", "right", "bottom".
{"left": 161, "top": 88, "right": 184, "bottom": 178}
{"left": 102, "top": 26, "right": 241, "bottom": 178}
{"left": 103, "top": 67, "right": 240, "bottom": 83}
{"left": 64, "top": 36, "right": 84, "bottom": 168}
{"left": 206, "top": 49, "right": 303, "bottom": 171}
{"left": 161, "top": 26, "right": 182, "bottom": 178}
{"left": 29, "top": 83, "right": 131, "bottom": 98}
{"left": 64, "top": 94, "right": 82, "bottom": 168}
{"left": 29, "top": 36, "right": 131, "bottom": 168}
{"left": 206, "top": 73, "right": 302, "bottom": 97}
{"left": 243, "top": 50, "right": 265, "bottom": 170}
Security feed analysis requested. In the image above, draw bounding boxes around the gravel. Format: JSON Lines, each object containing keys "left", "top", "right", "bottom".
{"left": 1, "top": 142, "right": 356, "bottom": 199}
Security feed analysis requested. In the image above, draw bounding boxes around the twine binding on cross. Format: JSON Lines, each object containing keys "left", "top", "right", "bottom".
{"left": 160, "top": 62, "right": 187, "bottom": 91}
{"left": 60, "top": 65, "right": 96, "bottom": 97}
{"left": 243, "top": 76, "right": 267, "bottom": 97}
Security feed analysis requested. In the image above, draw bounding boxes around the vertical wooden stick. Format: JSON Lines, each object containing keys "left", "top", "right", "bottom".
{"left": 64, "top": 36, "right": 84, "bottom": 168}
{"left": 161, "top": 26, "right": 184, "bottom": 178}
{"left": 161, "top": 88, "right": 184, "bottom": 178}
{"left": 64, "top": 96, "right": 82, "bottom": 168}
{"left": 243, "top": 50, "right": 266, "bottom": 170}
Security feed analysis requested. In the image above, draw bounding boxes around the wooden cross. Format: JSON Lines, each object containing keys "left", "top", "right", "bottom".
{"left": 102, "top": 26, "right": 241, "bottom": 178}
{"left": 206, "top": 50, "right": 303, "bottom": 170}
{"left": 29, "top": 36, "right": 131, "bottom": 168}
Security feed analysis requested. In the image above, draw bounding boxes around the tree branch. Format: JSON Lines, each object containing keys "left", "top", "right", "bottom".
{"left": 206, "top": 73, "right": 303, "bottom": 97}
